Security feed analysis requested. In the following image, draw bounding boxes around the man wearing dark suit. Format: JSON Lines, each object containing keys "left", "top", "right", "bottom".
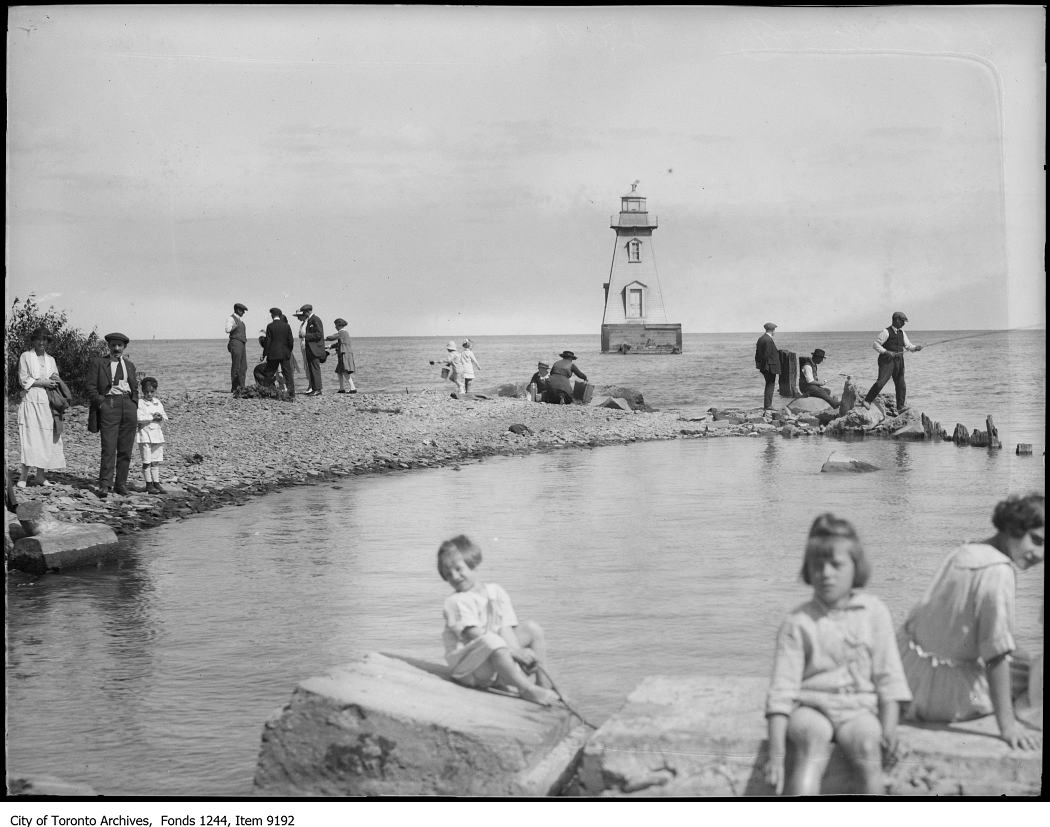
{"left": 295, "top": 303, "right": 326, "bottom": 396}
{"left": 87, "top": 332, "right": 139, "bottom": 497}
{"left": 262, "top": 307, "right": 295, "bottom": 397}
{"left": 754, "top": 321, "right": 781, "bottom": 411}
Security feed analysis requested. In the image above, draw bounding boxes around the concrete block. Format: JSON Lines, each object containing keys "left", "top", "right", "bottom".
{"left": 253, "top": 652, "right": 588, "bottom": 797}
{"left": 576, "top": 676, "right": 1042, "bottom": 797}
{"left": 821, "top": 452, "right": 880, "bottom": 473}
{"left": 8, "top": 522, "right": 120, "bottom": 575}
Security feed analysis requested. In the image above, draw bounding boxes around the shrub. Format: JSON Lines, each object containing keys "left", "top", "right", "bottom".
{"left": 6, "top": 295, "right": 108, "bottom": 406}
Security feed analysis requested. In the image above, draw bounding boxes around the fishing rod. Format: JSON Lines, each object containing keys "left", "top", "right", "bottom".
{"left": 919, "top": 323, "right": 1043, "bottom": 349}
{"left": 532, "top": 664, "right": 599, "bottom": 729}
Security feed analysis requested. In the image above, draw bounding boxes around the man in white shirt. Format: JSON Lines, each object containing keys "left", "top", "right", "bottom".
{"left": 799, "top": 348, "right": 839, "bottom": 408}
{"left": 861, "top": 311, "right": 923, "bottom": 413}
{"left": 87, "top": 332, "right": 139, "bottom": 497}
{"left": 225, "top": 302, "right": 248, "bottom": 392}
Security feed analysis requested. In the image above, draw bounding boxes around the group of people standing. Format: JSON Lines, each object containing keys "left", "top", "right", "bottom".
{"left": 755, "top": 311, "right": 924, "bottom": 412}
{"left": 227, "top": 302, "right": 357, "bottom": 398}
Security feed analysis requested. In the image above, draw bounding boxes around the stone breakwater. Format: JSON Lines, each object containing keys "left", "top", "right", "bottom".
{"left": 5, "top": 389, "right": 717, "bottom": 543}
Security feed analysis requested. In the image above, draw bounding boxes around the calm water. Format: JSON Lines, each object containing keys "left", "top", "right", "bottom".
{"left": 5, "top": 330, "right": 1045, "bottom": 796}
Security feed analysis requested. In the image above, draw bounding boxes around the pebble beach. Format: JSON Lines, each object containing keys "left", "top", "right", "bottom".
{"left": 6, "top": 389, "right": 718, "bottom": 537}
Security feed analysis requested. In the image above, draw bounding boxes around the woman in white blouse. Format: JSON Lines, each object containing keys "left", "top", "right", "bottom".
{"left": 16, "top": 326, "right": 66, "bottom": 487}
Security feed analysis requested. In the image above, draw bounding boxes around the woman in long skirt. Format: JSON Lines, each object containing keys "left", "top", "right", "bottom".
{"left": 16, "top": 326, "right": 66, "bottom": 487}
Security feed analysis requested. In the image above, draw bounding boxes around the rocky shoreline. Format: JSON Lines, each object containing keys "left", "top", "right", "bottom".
{"left": 3, "top": 384, "right": 937, "bottom": 551}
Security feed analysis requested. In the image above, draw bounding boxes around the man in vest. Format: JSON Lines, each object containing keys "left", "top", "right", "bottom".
{"left": 225, "top": 302, "right": 248, "bottom": 392}
{"left": 861, "top": 311, "right": 923, "bottom": 413}
{"left": 799, "top": 348, "right": 839, "bottom": 408}
{"left": 754, "top": 321, "right": 781, "bottom": 411}
{"left": 86, "top": 332, "right": 139, "bottom": 497}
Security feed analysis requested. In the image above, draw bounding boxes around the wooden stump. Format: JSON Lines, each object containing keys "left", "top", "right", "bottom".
{"left": 970, "top": 428, "right": 989, "bottom": 447}
{"left": 839, "top": 378, "right": 857, "bottom": 416}
{"left": 952, "top": 424, "right": 970, "bottom": 445}
{"left": 986, "top": 415, "right": 1002, "bottom": 449}
{"left": 777, "top": 350, "right": 800, "bottom": 398}
{"left": 921, "top": 413, "right": 934, "bottom": 438}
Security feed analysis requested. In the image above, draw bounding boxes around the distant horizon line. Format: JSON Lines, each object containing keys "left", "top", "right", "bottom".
{"left": 126, "top": 326, "right": 1045, "bottom": 341}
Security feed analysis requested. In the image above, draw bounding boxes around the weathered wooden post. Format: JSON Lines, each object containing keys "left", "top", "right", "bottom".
{"left": 986, "top": 416, "right": 1002, "bottom": 449}
{"left": 952, "top": 424, "right": 970, "bottom": 445}
{"left": 777, "top": 350, "right": 800, "bottom": 397}
{"left": 1016, "top": 444, "right": 1033, "bottom": 455}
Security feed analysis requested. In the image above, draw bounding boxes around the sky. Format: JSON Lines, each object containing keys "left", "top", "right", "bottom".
{"left": 6, "top": 5, "right": 1046, "bottom": 340}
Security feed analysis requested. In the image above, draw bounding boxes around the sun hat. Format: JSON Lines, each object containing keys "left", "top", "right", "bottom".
{"left": 234, "top": 302, "right": 247, "bottom": 312}
{"left": 559, "top": 350, "right": 577, "bottom": 360}
{"left": 104, "top": 332, "right": 130, "bottom": 345}
{"left": 334, "top": 318, "right": 348, "bottom": 327}
{"left": 28, "top": 326, "right": 53, "bottom": 343}
{"left": 763, "top": 322, "right": 777, "bottom": 331}
{"left": 446, "top": 340, "right": 457, "bottom": 351}
{"left": 462, "top": 340, "right": 472, "bottom": 348}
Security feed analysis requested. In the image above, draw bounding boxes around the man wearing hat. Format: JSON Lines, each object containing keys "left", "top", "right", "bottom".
{"left": 544, "top": 350, "right": 587, "bottom": 404}
{"left": 225, "top": 302, "right": 248, "bottom": 392}
{"left": 527, "top": 360, "right": 552, "bottom": 401}
{"left": 86, "top": 333, "right": 139, "bottom": 497}
{"left": 295, "top": 304, "right": 325, "bottom": 395}
{"left": 261, "top": 307, "right": 295, "bottom": 397}
{"left": 862, "top": 311, "right": 923, "bottom": 413}
{"left": 799, "top": 348, "right": 840, "bottom": 408}
{"left": 755, "top": 322, "right": 781, "bottom": 411}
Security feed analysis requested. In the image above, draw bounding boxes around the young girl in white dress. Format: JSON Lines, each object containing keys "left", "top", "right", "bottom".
{"left": 135, "top": 377, "right": 169, "bottom": 494}
{"left": 438, "top": 534, "right": 556, "bottom": 705}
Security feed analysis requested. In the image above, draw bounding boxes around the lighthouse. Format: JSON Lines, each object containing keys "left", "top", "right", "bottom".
{"left": 600, "top": 183, "right": 682, "bottom": 354}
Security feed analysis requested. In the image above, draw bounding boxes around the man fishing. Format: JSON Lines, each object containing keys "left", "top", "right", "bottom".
{"left": 861, "top": 311, "right": 923, "bottom": 413}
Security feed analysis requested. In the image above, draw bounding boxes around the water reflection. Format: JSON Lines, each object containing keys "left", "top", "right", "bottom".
{"left": 5, "top": 435, "right": 1045, "bottom": 796}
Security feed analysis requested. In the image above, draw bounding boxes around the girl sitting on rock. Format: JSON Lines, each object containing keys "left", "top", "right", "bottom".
{"left": 437, "top": 534, "right": 556, "bottom": 706}
{"left": 764, "top": 514, "right": 912, "bottom": 795}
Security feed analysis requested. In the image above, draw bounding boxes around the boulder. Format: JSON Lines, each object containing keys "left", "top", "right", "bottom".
{"left": 891, "top": 422, "right": 927, "bottom": 440}
{"left": 825, "top": 404, "right": 884, "bottom": 435}
{"left": 574, "top": 676, "right": 1042, "bottom": 797}
{"left": 8, "top": 522, "right": 120, "bottom": 575}
{"left": 820, "top": 452, "right": 880, "bottom": 473}
{"left": 594, "top": 397, "right": 632, "bottom": 412}
{"left": 595, "top": 386, "right": 646, "bottom": 410}
{"left": 786, "top": 396, "right": 834, "bottom": 414}
{"left": 16, "top": 501, "right": 60, "bottom": 536}
{"left": 253, "top": 652, "right": 589, "bottom": 797}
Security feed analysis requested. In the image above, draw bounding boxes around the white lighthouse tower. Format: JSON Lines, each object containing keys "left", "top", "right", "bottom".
{"left": 600, "top": 182, "right": 682, "bottom": 354}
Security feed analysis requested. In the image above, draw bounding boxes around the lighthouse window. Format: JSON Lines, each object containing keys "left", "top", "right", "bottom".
{"left": 627, "top": 288, "right": 644, "bottom": 318}
{"left": 628, "top": 239, "right": 641, "bottom": 262}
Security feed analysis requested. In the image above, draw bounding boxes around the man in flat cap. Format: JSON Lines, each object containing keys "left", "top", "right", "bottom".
{"left": 799, "top": 348, "right": 840, "bottom": 408}
{"left": 86, "top": 333, "right": 139, "bottom": 497}
{"left": 295, "top": 304, "right": 325, "bottom": 396}
{"left": 755, "top": 322, "right": 781, "bottom": 411}
{"left": 261, "top": 307, "right": 295, "bottom": 397}
{"left": 862, "top": 311, "right": 923, "bottom": 413}
{"left": 225, "top": 302, "right": 248, "bottom": 392}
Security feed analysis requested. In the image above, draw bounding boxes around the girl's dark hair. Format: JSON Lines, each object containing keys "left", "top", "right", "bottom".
{"left": 800, "top": 513, "right": 870, "bottom": 587}
{"left": 140, "top": 377, "right": 158, "bottom": 391}
{"left": 992, "top": 493, "right": 1044, "bottom": 538}
{"left": 437, "top": 534, "right": 482, "bottom": 579}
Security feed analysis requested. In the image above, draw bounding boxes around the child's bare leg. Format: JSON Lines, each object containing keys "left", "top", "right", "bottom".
{"left": 784, "top": 706, "right": 834, "bottom": 796}
{"left": 835, "top": 712, "right": 885, "bottom": 794}
{"left": 514, "top": 620, "right": 552, "bottom": 688}
{"left": 488, "top": 649, "right": 556, "bottom": 705}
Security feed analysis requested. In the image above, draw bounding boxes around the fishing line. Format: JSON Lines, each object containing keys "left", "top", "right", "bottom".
{"left": 920, "top": 323, "right": 1043, "bottom": 349}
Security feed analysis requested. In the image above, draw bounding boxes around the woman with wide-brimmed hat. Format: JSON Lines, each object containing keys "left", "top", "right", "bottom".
{"left": 16, "top": 326, "right": 66, "bottom": 487}
{"left": 544, "top": 350, "right": 587, "bottom": 404}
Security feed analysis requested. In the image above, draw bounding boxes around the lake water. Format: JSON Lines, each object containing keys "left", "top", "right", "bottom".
{"left": 4, "top": 330, "right": 1045, "bottom": 796}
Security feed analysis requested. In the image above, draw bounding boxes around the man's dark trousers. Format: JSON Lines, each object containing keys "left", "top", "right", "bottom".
{"left": 761, "top": 370, "right": 778, "bottom": 409}
{"left": 305, "top": 351, "right": 322, "bottom": 393}
{"left": 864, "top": 353, "right": 906, "bottom": 409}
{"left": 98, "top": 395, "right": 138, "bottom": 489}
{"left": 228, "top": 339, "right": 247, "bottom": 391}
{"left": 265, "top": 358, "right": 295, "bottom": 396}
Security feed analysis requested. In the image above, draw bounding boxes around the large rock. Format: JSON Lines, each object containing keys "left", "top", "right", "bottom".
{"left": 786, "top": 396, "right": 834, "bottom": 414}
{"left": 253, "top": 652, "right": 589, "bottom": 797}
{"left": 575, "top": 676, "right": 1042, "bottom": 796}
{"left": 891, "top": 422, "right": 927, "bottom": 440}
{"left": 596, "top": 386, "right": 646, "bottom": 410}
{"left": 825, "top": 403, "right": 885, "bottom": 435}
{"left": 820, "top": 452, "right": 880, "bottom": 473}
{"left": 8, "top": 522, "right": 120, "bottom": 575}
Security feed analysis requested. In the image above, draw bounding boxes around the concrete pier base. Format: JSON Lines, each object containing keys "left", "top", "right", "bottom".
{"left": 253, "top": 652, "right": 588, "bottom": 797}
{"left": 8, "top": 522, "right": 120, "bottom": 574}
{"left": 575, "top": 676, "right": 1042, "bottom": 797}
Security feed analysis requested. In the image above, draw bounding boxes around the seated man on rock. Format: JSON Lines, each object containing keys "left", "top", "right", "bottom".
{"left": 799, "top": 349, "right": 840, "bottom": 408}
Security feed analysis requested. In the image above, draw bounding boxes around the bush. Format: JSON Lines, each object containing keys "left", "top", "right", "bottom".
{"left": 6, "top": 295, "right": 108, "bottom": 406}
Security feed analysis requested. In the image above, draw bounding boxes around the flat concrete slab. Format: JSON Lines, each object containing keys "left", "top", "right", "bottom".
{"left": 253, "top": 652, "right": 589, "bottom": 797}
{"left": 8, "top": 522, "right": 120, "bottom": 575}
{"left": 576, "top": 676, "right": 1042, "bottom": 797}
